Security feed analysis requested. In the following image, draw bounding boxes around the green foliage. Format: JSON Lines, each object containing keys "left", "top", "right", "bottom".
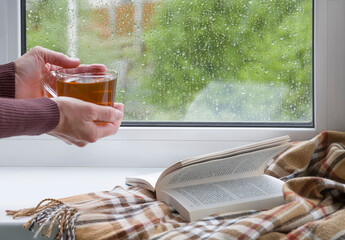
{"left": 144, "top": 0, "right": 312, "bottom": 121}
{"left": 26, "top": 0, "right": 69, "bottom": 53}
{"left": 26, "top": 0, "right": 313, "bottom": 122}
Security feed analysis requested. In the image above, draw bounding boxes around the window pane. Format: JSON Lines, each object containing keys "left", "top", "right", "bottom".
{"left": 26, "top": 0, "right": 313, "bottom": 124}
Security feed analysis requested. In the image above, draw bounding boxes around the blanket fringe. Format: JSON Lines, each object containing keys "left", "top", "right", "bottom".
{"left": 6, "top": 198, "right": 78, "bottom": 240}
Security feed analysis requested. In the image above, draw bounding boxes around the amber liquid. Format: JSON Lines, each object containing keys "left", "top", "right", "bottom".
{"left": 56, "top": 77, "right": 116, "bottom": 107}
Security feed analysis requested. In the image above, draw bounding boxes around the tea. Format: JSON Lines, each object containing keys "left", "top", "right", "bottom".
{"left": 56, "top": 77, "right": 116, "bottom": 107}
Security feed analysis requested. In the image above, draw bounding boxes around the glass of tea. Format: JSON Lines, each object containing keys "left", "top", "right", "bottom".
{"left": 43, "top": 67, "right": 118, "bottom": 107}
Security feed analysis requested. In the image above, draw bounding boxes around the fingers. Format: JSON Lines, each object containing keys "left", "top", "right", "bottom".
{"left": 93, "top": 103, "right": 124, "bottom": 139}
{"left": 55, "top": 64, "right": 107, "bottom": 75}
{"left": 33, "top": 46, "right": 80, "bottom": 68}
{"left": 49, "top": 97, "right": 124, "bottom": 147}
{"left": 94, "top": 105, "right": 123, "bottom": 123}
{"left": 73, "top": 64, "right": 107, "bottom": 73}
{"left": 93, "top": 122, "right": 121, "bottom": 139}
{"left": 91, "top": 103, "right": 124, "bottom": 140}
{"left": 60, "top": 64, "right": 107, "bottom": 74}
{"left": 114, "top": 103, "right": 124, "bottom": 112}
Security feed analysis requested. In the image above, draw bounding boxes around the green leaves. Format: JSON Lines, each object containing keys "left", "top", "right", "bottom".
{"left": 144, "top": 0, "right": 312, "bottom": 121}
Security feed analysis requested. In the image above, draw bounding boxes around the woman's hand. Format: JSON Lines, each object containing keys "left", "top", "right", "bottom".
{"left": 14, "top": 46, "right": 80, "bottom": 99}
{"left": 14, "top": 46, "right": 106, "bottom": 99}
{"left": 49, "top": 97, "right": 124, "bottom": 147}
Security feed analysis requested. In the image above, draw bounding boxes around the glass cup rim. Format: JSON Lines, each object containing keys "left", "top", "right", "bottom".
{"left": 56, "top": 68, "right": 118, "bottom": 80}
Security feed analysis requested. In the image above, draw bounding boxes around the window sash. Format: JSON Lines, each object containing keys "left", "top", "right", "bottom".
{"left": 21, "top": 0, "right": 314, "bottom": 128}
{"left": 0, "top": 0, "right": 20, "bottom": 64}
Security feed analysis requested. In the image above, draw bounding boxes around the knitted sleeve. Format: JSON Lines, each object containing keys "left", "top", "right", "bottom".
{"left": 0, "top": 62, "right": 60, "bottom": 138}
{"left": 0, "top": 62, "right": 15, "bottom": 98}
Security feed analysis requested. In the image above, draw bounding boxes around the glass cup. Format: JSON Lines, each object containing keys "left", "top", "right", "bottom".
{"left": 43, "top": 67, "right": 118, "bottom": 107}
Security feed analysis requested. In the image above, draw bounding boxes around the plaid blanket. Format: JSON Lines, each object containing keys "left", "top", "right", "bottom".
{"left": 7, "top": 131, "right": 345, "bottom": 240}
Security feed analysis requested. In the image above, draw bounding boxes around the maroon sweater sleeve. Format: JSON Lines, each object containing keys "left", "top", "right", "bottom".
{"left": 0, "top": 62, "right": 15, "bottom": 98}
{"left": 0, "top": 62, "right": 60, "bottom": 138}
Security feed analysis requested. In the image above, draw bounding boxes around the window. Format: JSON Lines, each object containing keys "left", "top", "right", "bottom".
{"left": 25, "top": 0, "right": 313, "bottom": 127}
{"left": 0, "top": 0, "right": 344, "bottom": 167}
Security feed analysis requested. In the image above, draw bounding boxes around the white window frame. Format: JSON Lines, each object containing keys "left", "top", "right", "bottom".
{"left": 0, "top": 0, "right": 21, "bottom": 64}
{"left": 0, "top": 0, "right": 344, "bottom": 168}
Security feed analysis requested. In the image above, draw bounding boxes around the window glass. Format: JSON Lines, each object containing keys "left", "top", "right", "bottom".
{"left": 26, "top": 0, "right": 313, "bottom": 125}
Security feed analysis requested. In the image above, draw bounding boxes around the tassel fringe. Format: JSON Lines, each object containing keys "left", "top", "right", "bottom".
{"left": 6, "top": 198, "right": 78, "bottom": 240}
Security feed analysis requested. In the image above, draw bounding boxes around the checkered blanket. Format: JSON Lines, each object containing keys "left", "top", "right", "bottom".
{"left": 7, "top": 131, "right": 345, "bottom": 240}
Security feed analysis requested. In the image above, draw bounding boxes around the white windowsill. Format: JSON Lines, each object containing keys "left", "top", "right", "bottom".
{"left": 0, "top": 166, "right": 164, "bottom": 240}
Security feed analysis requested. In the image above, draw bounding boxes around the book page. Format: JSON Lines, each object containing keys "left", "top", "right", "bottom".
{"left": 158, "top": 175, "right": 284, "bottom": 210}
{"left": 180, "top": 135, "right": 290, "bottom": 167}
{"left": 159, "top": 136, "right": 290, "bottom": 183}
{"left": 161, "top": 135, "right": 290, "bottom": 178}
{"left": 125, "top": 172, "right": 162, "bottom": 192}
{"left": 157, "top": 144, "right": 289, "bottom": 189}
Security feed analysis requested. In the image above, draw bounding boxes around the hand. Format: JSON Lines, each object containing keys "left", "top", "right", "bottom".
{"left": 14, "top": 46, "right": 80, "bottom": 99}
{"left": 14, "top": 46, "right": 106, "bottom": 99}
{"left": 49, "top": 97, "right": 124, "bottom": 147}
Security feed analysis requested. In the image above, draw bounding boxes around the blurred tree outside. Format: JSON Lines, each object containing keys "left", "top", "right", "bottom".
{"left": 26, "top": 0, "right": 69, "bottom": 54}
{"left": 143, "top": 0, "right": 312, "bottom": 121}
{"left": 26, "top": 0, "right": 313, "bottom": 123}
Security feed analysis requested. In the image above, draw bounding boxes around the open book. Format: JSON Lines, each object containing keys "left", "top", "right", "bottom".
{"left": 126, "top": 136, "right": 291, "bottom": 221}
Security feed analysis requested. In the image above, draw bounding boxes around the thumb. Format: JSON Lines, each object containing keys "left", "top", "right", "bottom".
{"left": 35, "top": 46, "right": 80, "bottom": 68}
{"left": 94, "top": 106, "right": 123, "bottom": 123}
